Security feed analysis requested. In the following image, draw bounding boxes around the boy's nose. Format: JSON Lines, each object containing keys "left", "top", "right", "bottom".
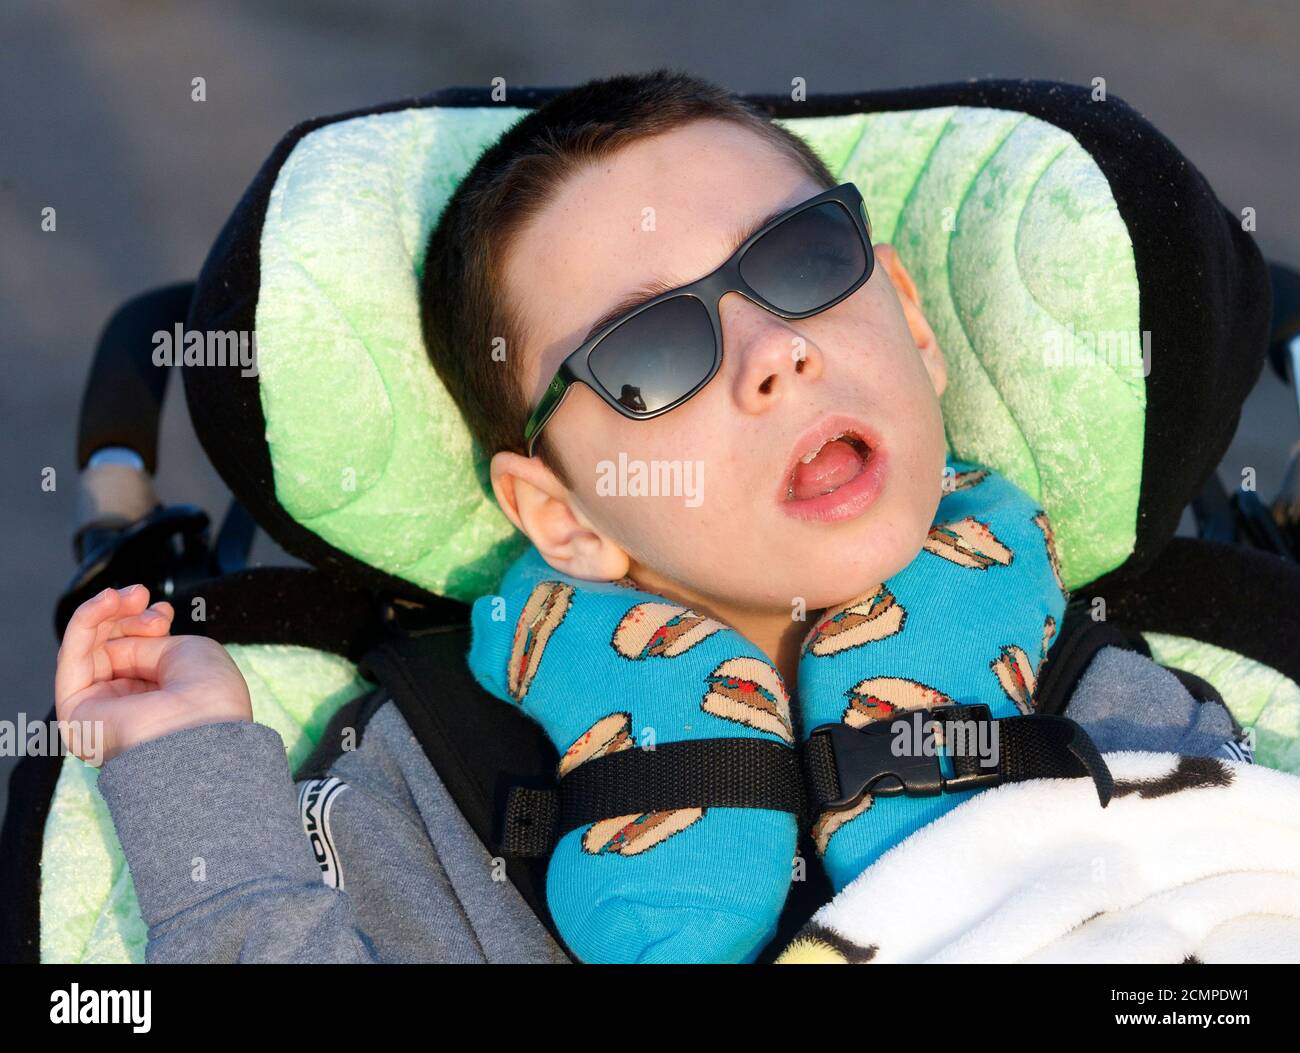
{"left": 719, "top": 291, "right": 824, "bottom": 413}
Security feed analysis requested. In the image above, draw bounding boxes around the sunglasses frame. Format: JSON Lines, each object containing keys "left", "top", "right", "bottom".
{"left": 522, "top": 181, "right": 874, "bottom": 457}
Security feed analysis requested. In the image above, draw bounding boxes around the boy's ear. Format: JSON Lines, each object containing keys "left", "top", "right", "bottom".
{"left": 875, "top": 243, "right": 946, "bottom": 398}
{"left": 489, "top": 450, "right": 631, "bottom": 581}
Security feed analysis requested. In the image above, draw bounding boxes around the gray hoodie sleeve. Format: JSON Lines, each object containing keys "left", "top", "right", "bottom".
{"left": 96, "top": 703, "right": 569, "bottom": 964}
{"left": 1065, "top": 645, "right": 1253, "bottom": 761}
{"left": 96, "top": 719, "right": 382, "bottom": 963}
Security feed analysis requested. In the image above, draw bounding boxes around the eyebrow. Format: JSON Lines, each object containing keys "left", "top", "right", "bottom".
{"left": 577, "top": 199, "right": 798, "bottom": 346}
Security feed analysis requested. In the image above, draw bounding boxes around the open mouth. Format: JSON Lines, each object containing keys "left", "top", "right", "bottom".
{"left": 775, "top": 413, "right": 888, "bottom": 523}
{"left": 785, "top": 430, "right": 873, "bottom": 502}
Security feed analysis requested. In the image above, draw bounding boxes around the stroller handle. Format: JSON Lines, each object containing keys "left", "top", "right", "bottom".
{"left": 74, "top": 281, "right": 194, "bottom": 558}
{"left": 77, "top": 281, "right": 195, "bottom": 473}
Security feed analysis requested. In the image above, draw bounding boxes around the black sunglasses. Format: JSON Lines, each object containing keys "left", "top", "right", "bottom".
{"left": 523, "top": 182, "right": 874, "bottom": 456}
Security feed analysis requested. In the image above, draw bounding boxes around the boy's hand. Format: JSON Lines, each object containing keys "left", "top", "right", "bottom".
{"left": 55, "top": 584, "right": 253, "bottom": 765}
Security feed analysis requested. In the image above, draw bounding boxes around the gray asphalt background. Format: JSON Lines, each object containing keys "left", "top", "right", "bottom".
{"left": 2, "top": 1, "right": 1297, "bottom": 817}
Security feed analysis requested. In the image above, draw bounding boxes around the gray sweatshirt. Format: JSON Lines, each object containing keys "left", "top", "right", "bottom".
{"left": 95, "top": 645, "right": 1245, "bottom": 963}
{"left": 97, "top": 697, "right": 570, "bottom": 963}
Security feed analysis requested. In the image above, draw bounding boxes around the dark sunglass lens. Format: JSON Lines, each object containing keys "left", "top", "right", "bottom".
{"left": 587, "top": 295, "right": 716, "bottom": 415}
{"left": 739, "top": 201, "right": 867, "bottom": 313}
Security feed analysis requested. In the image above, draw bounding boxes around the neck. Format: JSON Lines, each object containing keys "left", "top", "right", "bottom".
{"left": 726, "top": 608, "right": 809, "bottom": 699}
{"left": 626, "top": 565, "right": 814, "bottom": 695}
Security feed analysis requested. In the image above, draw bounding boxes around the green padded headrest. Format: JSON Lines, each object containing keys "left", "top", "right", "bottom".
{"left": 248, "top": 103, "right": 1140, "bottom": 599}
{"left": 185, "top": 82, "right": 1267, "bottom": 603}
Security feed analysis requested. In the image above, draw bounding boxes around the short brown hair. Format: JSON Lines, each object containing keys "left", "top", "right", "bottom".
{"left": 419, "top": 68, "right": 837, "bottom": 490}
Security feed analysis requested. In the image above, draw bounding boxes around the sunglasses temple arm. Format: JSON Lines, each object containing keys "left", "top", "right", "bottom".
{"left": 524, "top": 375, "right": 570, "bottom": 458}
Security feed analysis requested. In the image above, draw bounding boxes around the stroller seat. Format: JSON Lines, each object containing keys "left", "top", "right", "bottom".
{"left": 5, "top": 78, "right": 1299, "bottom": 964}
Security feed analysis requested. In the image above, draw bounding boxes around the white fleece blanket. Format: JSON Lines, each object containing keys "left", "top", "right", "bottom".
{"left": 779, "top": 752, "right": 1300, "bottom": 964}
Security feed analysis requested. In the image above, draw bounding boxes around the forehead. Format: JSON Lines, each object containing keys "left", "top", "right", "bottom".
{"left": 501, "top": 118, "right": 824, "bottom": 402}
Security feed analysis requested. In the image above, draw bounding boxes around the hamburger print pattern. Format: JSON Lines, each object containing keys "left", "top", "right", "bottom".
{"left": 507, "top": 580, "right": 575, "bottom": 700}
{"left": 467, "top": 545, "right": 800, "bottom": 963}
{"left": 797, "top": 454, "right": 1069, "bottom": 892}
{"left": 802, "top": 585, "right": 906, "bottom": 656}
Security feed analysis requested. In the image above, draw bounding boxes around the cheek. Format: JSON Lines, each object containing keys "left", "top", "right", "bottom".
{"left": 570, "top": 415, "right": 734, "bottom": 544}
{"left": 822, "top": 305, "right": 919, "bottom": 402}
{"left": 587, "top": 438, "right": 757, "bottom": 571}
{"left": 849, "top": 310, "right": 945, "bottom": 452}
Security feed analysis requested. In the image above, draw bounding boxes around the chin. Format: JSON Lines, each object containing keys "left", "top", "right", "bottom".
{"left": 836, "top": 517, "right": 927, "bottom": 597}
{"left": 787, "top": 550, "right": 907, "bottom": 610}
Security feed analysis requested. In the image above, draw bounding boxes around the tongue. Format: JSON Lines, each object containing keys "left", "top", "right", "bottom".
{"left": 789, "top": 439, "right": 865, "bottom": 501}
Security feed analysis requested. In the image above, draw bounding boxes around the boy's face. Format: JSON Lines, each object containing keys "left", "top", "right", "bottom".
{"left": 491, "top": 117, "right": 948, "bottom": 613}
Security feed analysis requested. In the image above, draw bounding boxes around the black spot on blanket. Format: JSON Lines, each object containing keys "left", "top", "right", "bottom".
{"left": 1113, "top": 755, "right": 1234, "bottom": 800}
{"left": 792, "top": 923, "right": 878, "bottom": 963}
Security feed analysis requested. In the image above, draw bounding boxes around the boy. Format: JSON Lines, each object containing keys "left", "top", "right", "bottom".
{"left": 54, "top": 69, "right": 1247, "bottom": 964}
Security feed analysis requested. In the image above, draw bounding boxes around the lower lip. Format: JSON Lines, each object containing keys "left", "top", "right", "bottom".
{"left": 778, "top": 446, "right": 888, "bottom": 522}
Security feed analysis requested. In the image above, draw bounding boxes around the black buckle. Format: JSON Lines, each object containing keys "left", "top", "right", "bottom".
{"left": 810, "top": 703, "right": 1000, "bottom": 810}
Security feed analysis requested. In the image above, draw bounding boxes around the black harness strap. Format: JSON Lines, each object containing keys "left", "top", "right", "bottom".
{"left": 357, "top": 627, "right": 568, "bottom": 954}
{"left": 502, "top": 704, "right": 1113, "bottom": 859}
{"left": 501, "top": 738, "right": 807, "bottom": 858}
